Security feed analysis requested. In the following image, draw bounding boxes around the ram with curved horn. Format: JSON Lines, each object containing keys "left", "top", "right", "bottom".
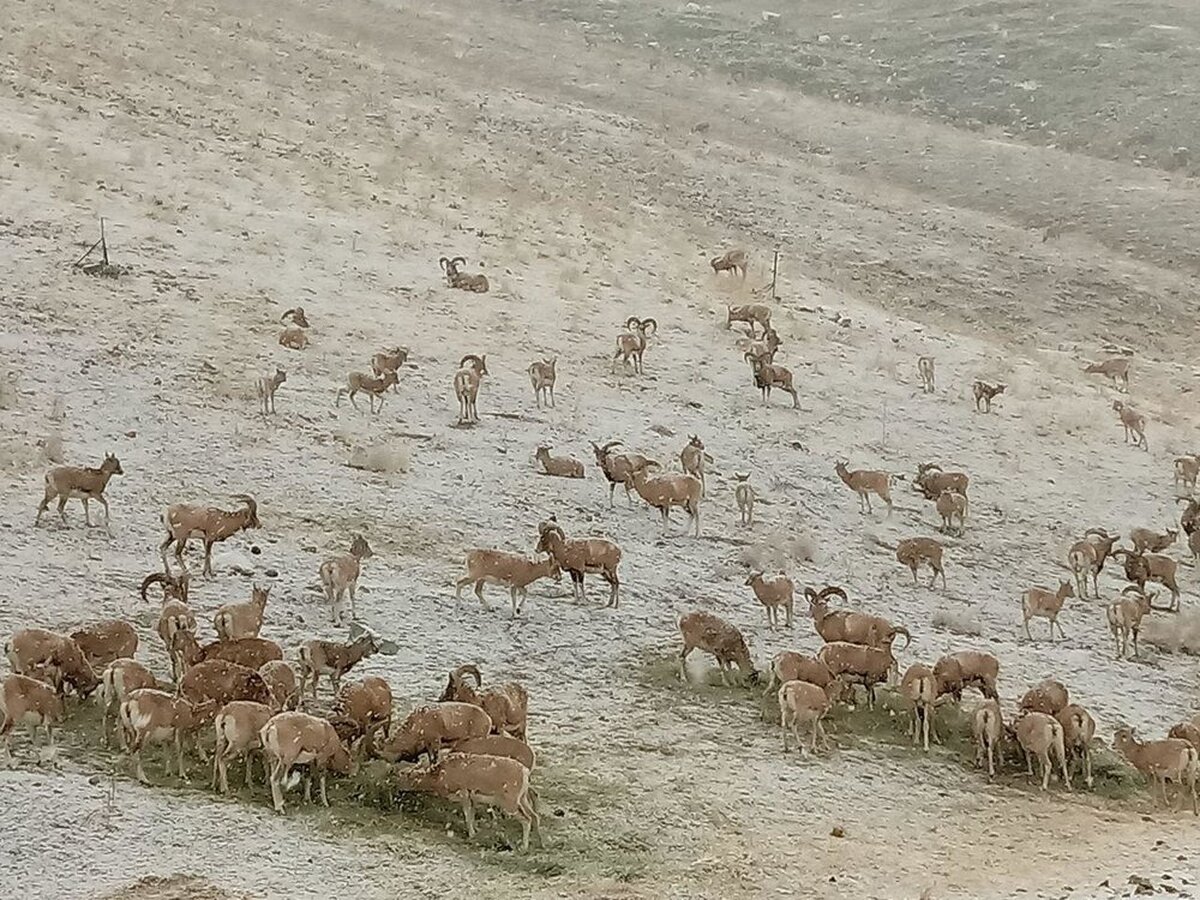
{"left": 440, "top": 256, "right": 489, "bottom": 293}
{"left": 1112, "top": 548, "right": 1181, "bottom": 611}
{"left": 1065, "top": 527, "right": 1120, "bottom": 599}
{"left": 535, "top": 517, "right": 622, "bottom": 608}
{"left": 590, "top": 440, "right": 658, "bottom": 507}
{"left": 454, "top": 354, "right": 488, "bottom": 424}
{"left": 912, "top": 462, "right": 970, "bottom": 501}
{"left": 613, "top": 316, "right": 657, "bottom": 375}
{"left": 805, "top": 585, "right": 911, "bottom": 682}
{"left": 438, "top": 664, "right": 529, "bottom": 739}
{"left": 159, "top": 495, "right": 261, "bottom": 578}
{"left": 744, "top": 352, "right": 798, "bottom": 408}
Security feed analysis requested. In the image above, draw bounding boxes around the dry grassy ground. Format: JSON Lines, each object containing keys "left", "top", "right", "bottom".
{"left": 3, "top": 0, "right": 1200, "bottom": 897}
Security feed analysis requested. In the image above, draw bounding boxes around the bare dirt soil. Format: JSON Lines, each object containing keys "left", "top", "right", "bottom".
{"left": 3, "top": 0, "right": 1200, "bottom": 897}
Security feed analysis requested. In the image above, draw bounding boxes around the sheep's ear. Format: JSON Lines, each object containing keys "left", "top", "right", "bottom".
{"left": 348, "top": 621, "right": 366, "bottom": 641}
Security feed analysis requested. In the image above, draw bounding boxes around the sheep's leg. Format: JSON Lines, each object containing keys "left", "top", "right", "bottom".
{"left": 202, "top": 542, "right": 215, "bottom": 578}
{"left": 1131, "top": 628, "right": 1139, "bottom": 659}
{"left": 1054, "top": 618, "right": 1068, "bottom": 640}
{"left": 1024, "top": 748, "right": 1033, "bottom": 777}
{"left": 1023, "top": 615, "right": 1033, "bottom": 641}
{"left": 678, "top": 645, "right": 692, "bottom": 682}
{"left": 986, "top": 740, "right": 996, "bottom": 778}
{"left": 133, "top": 739, "right": 149, "bottom": 784}
{"left": 98, "top": 496, "right": 112, "bottom": 534}
{"left": 270, "top": 762, "right": 287, "bottom": 813}
{"left": 57, "top": 495, "right": 70, "bottom": 524}
{"left": 1040, "top": 753, "right": 1051, "bottom": 791}
{"left": 1084, "top": 746, "right": 1093, "bottom": 789}
{"left": 318, "top": 769, "right": 329, "bottom": 807}
{"left": 461, "top": 795, "right": 478, "bottom": 838}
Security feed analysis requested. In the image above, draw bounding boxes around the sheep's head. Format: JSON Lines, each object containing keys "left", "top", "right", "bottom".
{"left": 101, "top": 453, "right": 124, "bottom": 476}
{"left": 350, "top": 534, "right": 373, "bottom": 560}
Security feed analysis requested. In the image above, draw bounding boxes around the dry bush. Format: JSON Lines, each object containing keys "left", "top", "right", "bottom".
{"left": 347, "top": 441, "right": 410, "bottom": 474}
{"left": 739, "top": 530, "right": 816, "bottom": 570}
{"left": 931, "top": 606, "right": 982, "bottom": 636}
{"left": 1141, "top": 610, "right": 1200, "bottom": 655}
{"left": 38, "top": 431, "right": 65, "bottom": 464}
{"left": 209, "top": 373, "right": 257, "bottom": 402}
{"left": 0, "top": 370, "right": 19, "bottom": 410}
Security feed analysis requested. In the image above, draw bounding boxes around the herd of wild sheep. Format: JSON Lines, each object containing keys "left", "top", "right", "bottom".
{"left": 6, "top": 248, "right": 1200, "bottom": 856}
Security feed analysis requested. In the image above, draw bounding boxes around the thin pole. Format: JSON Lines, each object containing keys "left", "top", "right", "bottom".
{"left": 770, "top": 248, "right": 779, "bottom": 299}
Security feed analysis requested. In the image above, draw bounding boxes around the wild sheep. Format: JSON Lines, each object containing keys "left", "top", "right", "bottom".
{"left": 278, "top": 308, "right": 309, "bottom": 350}
{"left": 805, "top": 585, "right": 912, "bottom": 660}
{"left": 1175, "top": 456, "right": 1199, "bottom": 493}
{"left": 778, "top": 679, "right": 840, "bottom": 755}
{"left": 1107, "top": 585, "right": 1153, "bottom": 659}
{"left": 734, "top": 473, "right": 755, "bottom": 526}
{"left": 932, "top": 651, "right": 999, "bottom": 701}
{"left": 259, "top": 661, "right": 299, "bottom": 711}
{"left": 1113, "top": 548, "right": 1181, "bottom": 611}
{"left": 1181, "top": 496, "right": 1200, "bottom": 537}
{"left": 1066, "top": 527, "right": 1121, "bottom": 599}
{"left": 917, "top": 356, "right": 934, "bottom": 393}
{"left": 972, "top": 381, "right": 1006, "bottom": 413}
{"left": 1113, "top": 727, "right": 1198, "bottom": 814}
{"left": 256, "top": 368, "right": 286, "bottom": 416}
{"left": 35, "top": 453, "right": 124, "bottom": 534}
{"left": 97, "top": 659, "right": 158, "bottom": 747}
{"left": 972, "top": 698, "right": 1004, "bottom": 778}
{"left": 1112, "top": 400, "right": 1148, "bottom": 450}
{"left": 742, "top": 327, "right": 782, "bottom": 364}
{"left": 160, "top": 495, "right": 260, "bottom": 578}
{"left": 935, "top": 489, "right": 968, "bottom": 534}
{"left": 1168, "top": 722, "right": 1200, "bottom": 755}
{"left": 900, "top": 663, "right": 939, "bottom": 751}
{"left": 298, "top": 630, "right": 381, "bottom": 698}
{"left": 371, "top": 348, "right": 409, "bottom": 389}
{"left": 153, "top": 598, "right": 197, "bottom": 685}
{"left": 896, "top": 537, "right": 946, "bottom": 589}
{"left": 1191, "top": 529, "right": 1200, "bottom": 565}
{"left": 69, "top": 620, "right": 137, "bottom": 670}
{"left": 1085, "top": 356, "right": 1130, "bottom": 391}
{"left": 590, "top": 441, "right": 657, "bottom": 507}
{"left": 334, "top": 676, "right": 394, "bottom": 743}
{"left": 613, "top": 317, "right": 657, "bottom": 375}
{"left": 439, "top": 665, "right": 528, "bottom": 739}
{"left": 1130, "top": 527, "right": 1178, "bottom": 554}
{"left": 454, "top": 549, "right": 561, "bottom": 617}
{"left": 454, "top": 354, "right": 488, "bottom": 424}
{"left": 726, "top": 301, "right": 770, "bottom": 336}
{"left": 392, "top": 752, "right": 541, "bottom": 851}
{"left": 761, "top": 652, "right": 850, "bottom": 717}
{"left": 280, "top": 307, "right": 310, "bottom": 328}
{"left": 335, "top": 370, "right": 399, "bottom": 414}
{"left": 212, "top": 700, "right": 275, "bottom": 793}
{"left": 171, "top": 632, "right": 283, "bottom": 673}
{"left": 913, "top": 463, "right": 970, "bottom": 501}
{"left": 451, "top": 734, "right": 536, "bottom": 772}
{"left": 711, "top": 249, "right": 748, "bottom": 278}
{"left": 816, "top": 642, "right": 893, "bottom": 708}
{"left": 214, "top": 584, "right": 270, "bottom": 641}
{"left": 745, "top": 353, "right": 798, "bottom": 408}
{"left": 1021, "top": 580, "right": 1075, "bottom": 640}
{"left": 834, "top": 461, "right": 892, "bottom": 515}
{"left": 1015, "top": 711, "right": 1071, "bottom": 791}
{"left": 377, "top": 702, "right": 493, "bottom": 764}
{"left": 528, "top": 358, "right": 556, "bottom": 408}
{"left": 0, "top": 674, "right": 64, "bottom": 761}
{"left": 119, "top": 689, "right": 202, "bottom": 782}
{"left": 319, "top": 534, "right": 373, "bottom": 624}
{"left": 629, "top": 465, "right": 703, "bottom": 536}
{"left": 679, "top": 435, "right": 707, "bottom": 496}
{"left": 678, "top": 611, "right": 755, "bottom": 686}
{"left": 535, "top": 518, "right": 621, "bottom": 607}
{"left": 4, "top": 628, "right": 98, "bottom": 698}
{"left": 1019, "top": 679, "right": 1069, "bottom": 716}
{"left": 178, "top": 660, "right": 273, "bottom": 720}
{"left": 439, "top": 256, "right": 489, "bottom": 293}
{"left": 1056, "top": 704, "right": 1096, "bottom": 789}
{"left": 534, "top": 446, "right": 584, "bottom": 479}
{"left": 746, "top": 572, "right": 794, "bottom": 629}
{"left": 260, "top": 711, "right": 355, "bottom": 813}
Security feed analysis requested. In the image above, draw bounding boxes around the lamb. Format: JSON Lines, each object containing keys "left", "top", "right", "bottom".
{"left": 214, "top": 584, "right": 270, "bottom": 641}
{"left": 1056, "top": 704, "right": 1096, "bottom": 789}
{"left": 260, "top": 711, "right": 355, "bottom": 813}
{"left": 534, "top": 446, "right": 584, "bottom": 479}
{"left": 212, "top": 700, "right": 274, "bottom": 793}
{"left": 96, "top": 659, "right": 158, "bottom": 747}
{"left": 834, "top": 461, "right": 892, "bottom": 515}
{"left": 629, "top": 465, "right": 703, "bottom": 536}
{"left": 778, "top": 679, "right": 840, "bottom": 756}
{"left": 535, "top": 519, "right": 621, "bottom": 607}
{"left": 1085, "top": 356, "right": 1130, "bottom": 390}
{"left": 760, "top": 652, "right": 849, "bottom": 717}
{"left": 1130, "top": 527, "right": 1178, "bottom": 554}
{"left": 0, "top": 674, "right": 64, "bottom": 761}
{"left": 932, "top": 651, "right": 999, "bottom": 701}
{"left": 678, "top": 611, "right": 755, "bottom": 686}
{"left": 454, "top": 354, "right": 488, "bottom": 424}
{"left": 745, "top": 353, "right": 799, "bottom": 408}
{"left": 4, "top": 628, "right": 99, "bottom": 697}
{"left": 1019, "top": 679, "right": 1069, "bottom": 716}
{"left": 454, "top": 549, "right": 561, "bottom": 617}
{"left": 178, "top": 660, "right": 273, "bottom": 720}
{"left": 710, "top": 249, "right": 748, "bottom": 278}
{"left": 319, "top": 534, "right": 373, "bottom": 624}
{"left": 590, "top": 441, "right": 657, "bottom": 507}
{"left": 679, "top": 435, "right": 707, "bottom": 496}
{"left": 335, "top": 370, "right": 399, "bottom": 413}
{"left": 972, "top": 381, "right": 1006, "bottom": 413}
{"left": 69, "top": 620, "right": 137, "bottom": 670}
{"left": 160, "top": 495, "right": 260, "bottom": 578}
{"left": 439, "top": 665, "right": 528, "bottom": 740}
{"left": 172, "top": 632, "right": 283, "bottom": 672}
{"left": 613, "top": 317, "right": 657, "bottom": 375}
{"left": 1015, "top": 711, "right": 1071, "bottom": 791}
{"left": 1113, "top": 548, "right": 1181, "bottom": 611}
{"left": 1175, "top": 455, "right": 1199, "bottom": 493}
{"left": 259, "top": 660, "right": 299, "bottom": 711}
{"left": 734, "top": 473, "right": 755, "bottom": 526}
{"left": 528, "top": 358, "right": 556, "bottom": 408}
{"left": 745, "top": 572, "right": 795, "bottom": 629}
{"left": 971, "top": 698, "right": 1004, "bottom": 778}
{"left": 297, "top": 630, "right": 381, "bottom": 698}
{"left": 1066, "top": 528, "right": 1121, "bottom": 599}
{"left": 1113, "top": 726, "right": 1198, "bottom": 813}
{"left": 725, "top": 301, "right": 770, "bottom": 336}
{"left": 816, "top": 642, "right": 893, "bottom": 708}
{"left": 333, "top": 676, "right": 394, "bottom": 743}
{"left": 912, "top": 463, "right": 971, "bottom": 501}
{"left": 371, "top": 347, "right": 409, "bottom": 388}
{"left": 935, "top": 489, "right": 968, "bottom": 534}
{"left": 896, "top": 537, "right": 946, "bottom": 588}
{"left": 392, "top": 752, "right": 540, "bottom": 851}
{"left": 1107, "top": 585, "right": 1154, "bottom": 659}
{"left": 35, "top": 453, "right": 124, "bottom": 534}
{"left": 119, "top": 688, "right": 202, "bottom": 782}
{"left": 1021, "top": 580, "right": 1075, "bottom": 640}
{"left": 377, "top": 702, "right": 494, "bottom": 763}
{"left": 439, "top": 256, "right": 489, "bottom": 293}
{"left": 1112, "top": 400, "right": 1148, "bottom": 450}
{"left": 900, "top": 663, "right": 939, "bottom": 751}
{"left": 256, "top": 368, "right": 286, "bottom": 416}
{"left": 917, "top": 356, "right": 935, "bottom": 393}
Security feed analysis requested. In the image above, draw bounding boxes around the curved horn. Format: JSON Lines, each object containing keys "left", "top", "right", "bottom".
{"left": 231, "top": 494, "right": 258, "bottom": 518}
{"left": 744, "top": 351, "right": 760, "bottom": 365}
{"left": 455, "top": 664, "right": 483, "bottom": 686}
{"left": 641, "top": 318, "right": 658, "bottom": 335}
{"left": 451, "top": 256, "right": 467, "bottom": 268}
{"left": 439, "top": 256, "right": 451, "bottom": 272}
{"left": 280, "top": 308, "right": 296, "bottom": 324}
{"left": 625, "top": 316, "right": 642, "bottom": 331}
{"left": 459, "top": 354, "right": 484, "bottom": 369}
{"left": 889, "top": 625, "right": 912, "bottom": 650}
{"left": 600, "top": 440, "right": 622, "bottom": 453}
{"left": 1084, "top": 527, "right": 1111, "bottom": 538}
{"left": 818, "top": 585, "right": 848, "bottom": 602}
{"left": 139, "top": 572, "right": 168, "bottom": 603}
{"left": 1121, "top": 584, "right": 1147, "bottom": 596}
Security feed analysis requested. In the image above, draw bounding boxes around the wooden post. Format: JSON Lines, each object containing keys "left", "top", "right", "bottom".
{"left": 100, "top": 217, "right": 108, "bottom": 266}
{"left": 770, "top": 248, "right": 780, "bottom": 300}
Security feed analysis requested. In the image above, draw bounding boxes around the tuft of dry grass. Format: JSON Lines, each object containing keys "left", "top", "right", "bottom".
{"left": 739, "top": 530, "right": 816, "bottom": 571}
{"left": 1141, "top": 609, "right": 1200, "bottom": 655}
{"left": 931, "top": 606, "right": 982, "bottom": 636}
{"left": 347, "top": 441, "right": 410, "bottom": 474}
{"left": 0, "top": 370, "right": 19, "bottom": 410}
{"left": 38, "top": 431, "right": 65, "bottom": 464}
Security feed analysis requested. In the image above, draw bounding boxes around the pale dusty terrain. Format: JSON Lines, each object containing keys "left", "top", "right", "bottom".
{"left": 3, "top": 0, "right": 1200, "bottom": 897}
